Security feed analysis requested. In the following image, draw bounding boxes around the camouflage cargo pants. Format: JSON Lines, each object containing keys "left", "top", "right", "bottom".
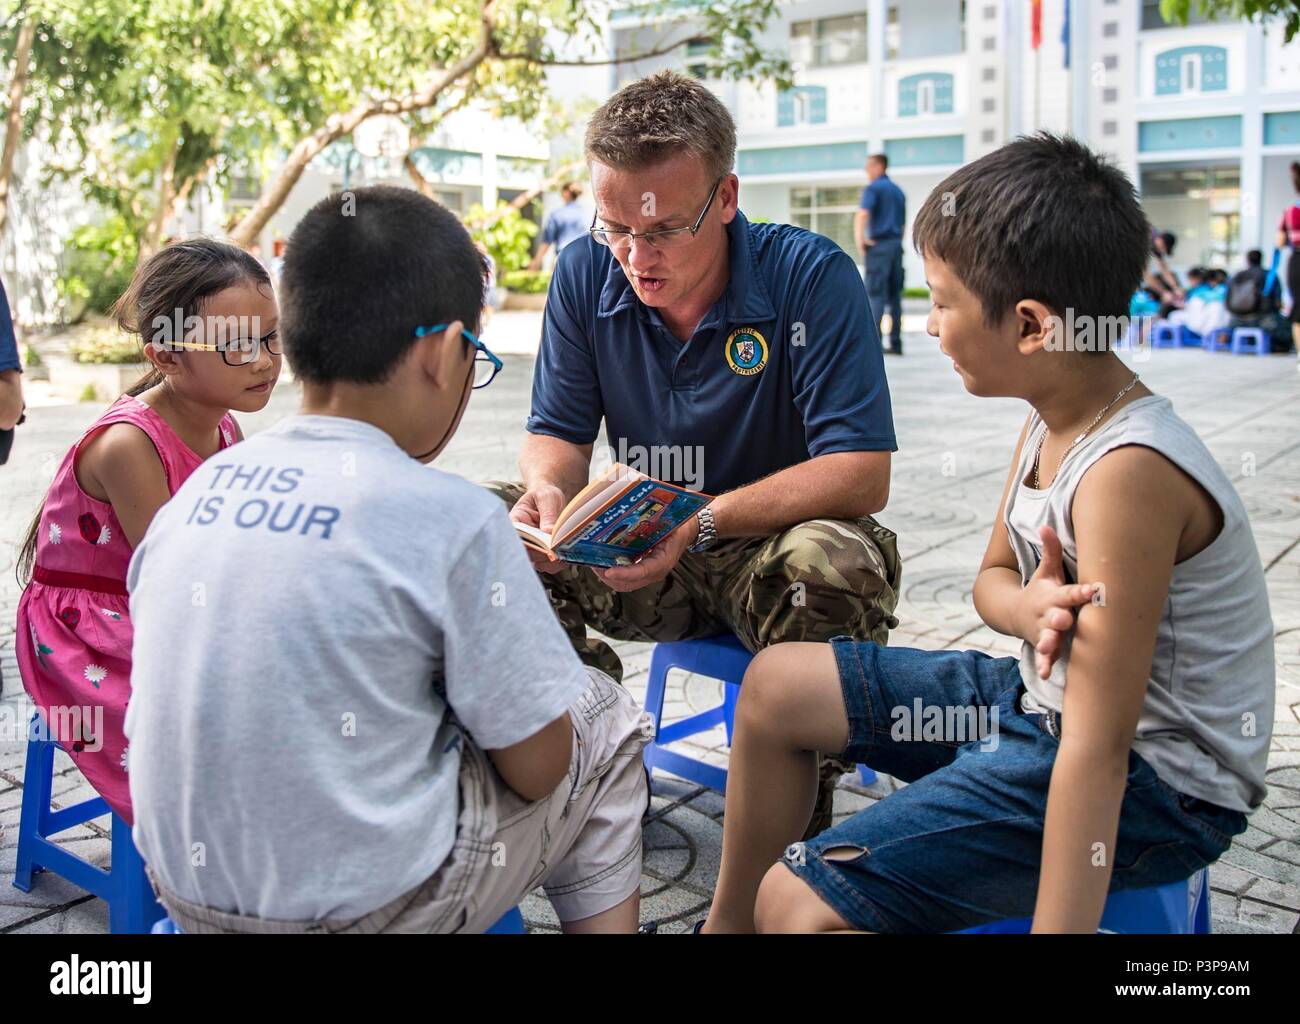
{"left": 486, "top": 482, "right": 903, "bottom": 682}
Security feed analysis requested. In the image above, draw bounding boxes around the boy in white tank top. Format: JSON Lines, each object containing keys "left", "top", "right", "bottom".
{"left": 697, "top": 134, "right": 1274, "bottom": 934}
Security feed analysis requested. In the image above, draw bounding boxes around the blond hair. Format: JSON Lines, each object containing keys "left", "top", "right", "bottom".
{"left": 584, "top": 70, "right": 736, "bottom": 181}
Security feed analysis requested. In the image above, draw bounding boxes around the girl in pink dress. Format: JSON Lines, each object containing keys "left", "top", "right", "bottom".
{"left": 15, "top": 239, "right": 281, "bottom": 823}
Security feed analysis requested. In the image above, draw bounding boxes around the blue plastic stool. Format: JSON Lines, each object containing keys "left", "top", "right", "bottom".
{"left": 1206, "top": 326, "right": 1233, "bottom": 352}
{"left": 956, "top": 867, "right": 1210, "bottom": 934}
{"left": 483, "top": 906, "right": 526, "bottom": 934}
{"left": 13, "top": 714, "right": 164, "bottom": 934}
{"left": 152, "top": 905, "right": 526, "bottom": 934}
{"left": 1179, "top": 328, "right": 1204, "bottom": 348}
{"left": 1231, "top": 326, "right": 1269, "bottom": 355}
{"left": 642, "top": 635, "right": 876, "bottom": 793}
{"left": 1151, "top": 321, "right": 1183, "bottom": 348}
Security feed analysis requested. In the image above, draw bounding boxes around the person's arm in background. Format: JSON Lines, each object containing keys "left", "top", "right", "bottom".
{"left": 0, "top": 370, "right": 21, "bottom": 431}
{"left": 529, "top": 213, "right": 560, "bottom": 272}
{"left": 855, "top": 185, "right": 874, "bottom": 258}
{"left": 528, "top": 242, "right": 553, "bottom": 273}
{"left": 0, "top": 277, "right": 23, "bottom": 430}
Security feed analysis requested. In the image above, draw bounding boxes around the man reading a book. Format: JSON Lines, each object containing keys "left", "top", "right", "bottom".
{"left": 489, "top": 71, "right": 900, "bottom": 834}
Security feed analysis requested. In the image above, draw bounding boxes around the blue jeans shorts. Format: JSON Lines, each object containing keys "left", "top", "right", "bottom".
{"left": 782, "top": 639, "right": 1249, "bottom": 933}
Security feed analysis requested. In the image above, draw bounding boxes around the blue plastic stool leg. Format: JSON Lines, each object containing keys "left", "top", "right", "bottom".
{"left": 484, "top": 906, "right": 526, "bottom": 934}
{"left": 12, "top": 720, "right": 55, "bottom": 893}
{"left": 109, "top": 814, "right": 165, "bottom": 934}
{"left": 643, "top": 636, "right": 752, "bottom": 793}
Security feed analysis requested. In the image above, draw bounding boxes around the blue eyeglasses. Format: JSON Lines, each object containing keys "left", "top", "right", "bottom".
{"left": 414, "top": 322, "right": 503, "bottom": 389}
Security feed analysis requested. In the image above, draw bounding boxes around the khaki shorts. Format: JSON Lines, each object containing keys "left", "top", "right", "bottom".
{"left": 152, "top": 668, "right": 654, "bottom": 933}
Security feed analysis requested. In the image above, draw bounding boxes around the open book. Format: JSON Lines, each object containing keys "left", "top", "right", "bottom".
{"left": 515, "top": 463, "right": 712, "bottom": 568}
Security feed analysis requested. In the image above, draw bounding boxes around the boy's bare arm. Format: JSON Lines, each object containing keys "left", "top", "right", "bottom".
{"left": 487, "top": 712, "right": 573, "bottom": 803}
{"left": 973, "top": 416, "right": 1033, "bottom": 637}
{"left": 974, "top": 418, "right": 1098, "bottom": 672}
{"left": 1031, "top": 446, "right": 1186, "bottom": 932}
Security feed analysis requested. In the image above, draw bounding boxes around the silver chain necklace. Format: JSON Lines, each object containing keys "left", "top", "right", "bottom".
{"left": 1032, "top": 373, "right": 1141, "bottom": 489}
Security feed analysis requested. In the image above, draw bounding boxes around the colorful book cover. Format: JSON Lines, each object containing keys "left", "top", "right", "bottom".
{"left": 555, "top": 480, "right": 710, "bottom": 568}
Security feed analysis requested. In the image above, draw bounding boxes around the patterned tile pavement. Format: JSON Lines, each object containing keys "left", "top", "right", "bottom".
{"left": 1, "top": 324, "right": 1296, "bottom": 933}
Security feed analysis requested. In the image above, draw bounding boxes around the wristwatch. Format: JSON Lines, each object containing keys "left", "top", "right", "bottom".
{"left": 689, "top": 506, "right": 718, "bottom": 553}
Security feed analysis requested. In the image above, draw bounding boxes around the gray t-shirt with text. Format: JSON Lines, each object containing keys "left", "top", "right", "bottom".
{"left": 125, "top": 415, "right": 590, "bottom": 921}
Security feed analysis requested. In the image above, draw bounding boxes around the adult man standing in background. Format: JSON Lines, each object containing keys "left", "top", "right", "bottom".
{"left": 856, "top": 154, "right": 906, "bottom": 356}
{"left": 530, "top": 181, "right": 590, "bottom": 271}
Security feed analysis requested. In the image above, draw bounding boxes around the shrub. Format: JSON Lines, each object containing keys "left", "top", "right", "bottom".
{"left": 69, "top": 326, "right": 146, "bottom": 365}
{"left": 467, "top": 204, "right": 539, "bottom": 275}
{"left": 56, "top": 215, "right": 138, "bottom": 322}
{"left": 500, "top": 269, "right": 551, "bottom": 294}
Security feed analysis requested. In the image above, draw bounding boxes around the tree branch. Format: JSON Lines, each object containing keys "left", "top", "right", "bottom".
{"left": 463, "top": 158, "right": 586, "bottom": 231}
{"left": 0, "top": 16, "right": 36, "bottom": 245}
{"left": 229, "top": 0, "right": 499, "bottom": 247}
{"left": 498, "top": 33, "right": 695, "bottom": 67}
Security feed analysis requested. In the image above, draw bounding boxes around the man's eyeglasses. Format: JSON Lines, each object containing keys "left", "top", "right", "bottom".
{"left": 165, "top": 333, "right": 281, "bottom": 367}
{"left": 414, "top": 322, "right": 503, "bottom": 389}
{"left": 590, "top": 178, "right": 722, "bottom": 252}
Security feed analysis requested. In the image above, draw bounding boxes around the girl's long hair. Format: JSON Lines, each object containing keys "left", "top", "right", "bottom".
{"left": 15, "top": 238, "right": 270, "bottom": 588}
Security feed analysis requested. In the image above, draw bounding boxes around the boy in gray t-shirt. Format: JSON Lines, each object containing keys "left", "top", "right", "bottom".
{"left": 125, "top": 186, "right": 651, "bottom": 933}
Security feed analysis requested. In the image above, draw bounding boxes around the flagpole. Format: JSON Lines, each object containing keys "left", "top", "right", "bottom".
{"left": 1034, "top": 46, "right": 1041, "bottom": 130}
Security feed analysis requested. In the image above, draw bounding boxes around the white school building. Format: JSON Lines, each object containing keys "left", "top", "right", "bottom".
{"left": 605, "top": 0, "right": 1300, "bottom": 285}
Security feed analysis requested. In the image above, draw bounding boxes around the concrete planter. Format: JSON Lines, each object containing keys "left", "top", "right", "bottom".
{"left": 49, "top": 358, "right": 150, "bottom": 402}
{"left": 502, "top": 291, "right": 547, "bottom": 312}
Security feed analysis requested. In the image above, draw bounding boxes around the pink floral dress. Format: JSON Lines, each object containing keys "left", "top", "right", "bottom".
{"left": 16, "top": 395, "right": 237, "bottom": 824}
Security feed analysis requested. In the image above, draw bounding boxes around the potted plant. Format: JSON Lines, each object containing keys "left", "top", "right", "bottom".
{"left": 53, "top": 326, "right": 150, "bottom": 402}
{"left": 500, "top": 269, "right": 551, "bottom": 311}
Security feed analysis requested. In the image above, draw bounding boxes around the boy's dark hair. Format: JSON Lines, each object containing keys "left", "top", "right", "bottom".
{"left": 913, "top": 133, "right": 1151, "bottom": 327}
{"left": 279, "top": 185, "right": 483, "bottom": 385}
{"left": 1187, "top": 266, "right": 1205, "bottom": 282}
{"left": 1247, "top": 249, "right": 1263, "bottom": 267}
{"left": 1159, "top": 231, "right": 1177, "bottom": 256}
{"left": 869, "top": 153, "right": 888, "bottom": 170}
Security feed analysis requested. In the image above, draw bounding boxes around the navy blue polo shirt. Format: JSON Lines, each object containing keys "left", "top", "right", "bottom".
{"left": 525, "top": 211, "right": 896, "bottom": 496}
{"left": 859, "top": 174, "right": 906, "bottom": 242}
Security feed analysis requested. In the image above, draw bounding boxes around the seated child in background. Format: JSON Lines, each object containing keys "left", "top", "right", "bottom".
{"left": 1227, "top": 249, "right": 1293, "bottom": 352}
{"left": 16, "top": 239, "right": 278, "bottom": 822}
{"left": 125, "top": 185, "right": 652, "bottom": 933}
{"left": 701, "top": 134, "right": 1274, "bottom": 934}
{"left": 1170, "top": 265, "right": 1231, "bottom": 337}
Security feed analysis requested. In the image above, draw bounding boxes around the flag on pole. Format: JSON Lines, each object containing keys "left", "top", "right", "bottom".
{"left": 1062, "top": 0, "right": 1071, "bottom": 68}
{"left": 1031, "top": 0, "right": 1043, "bottom": 49}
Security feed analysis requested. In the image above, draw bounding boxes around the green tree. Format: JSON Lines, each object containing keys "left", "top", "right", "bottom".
{"left": 1160, "top": 0, "right": 1300, "bottom": 40}
{"left": 3, "top": 0, "right": 790, "bottom": 259}
{"left": 5, "top": 0, "right": 319, "bottom": 256}
{"left": 218, "top": 0, "right": 791, "bottom": 247}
